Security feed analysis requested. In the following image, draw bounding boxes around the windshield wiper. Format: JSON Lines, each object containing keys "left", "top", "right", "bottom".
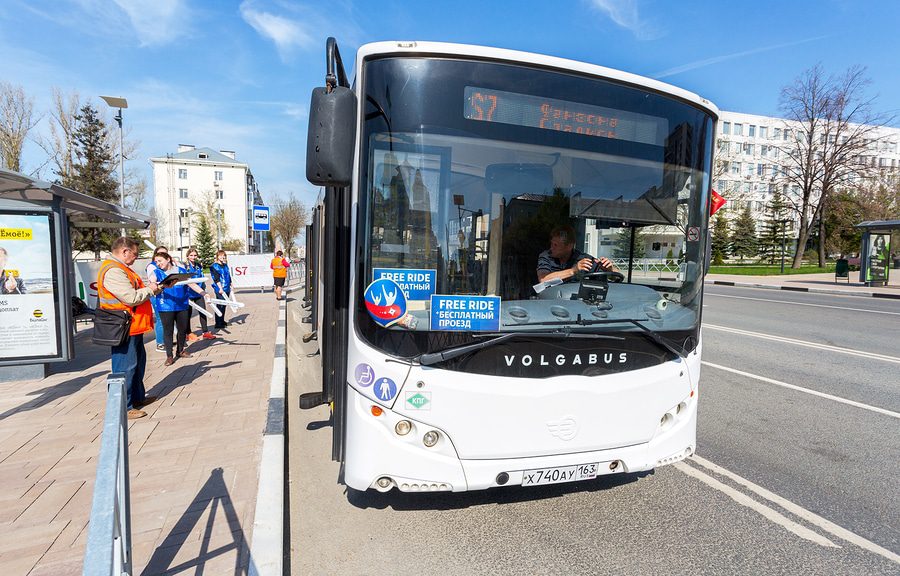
{"left": 416, "top": 330, "right": 622, "bottom": 366}
{"left": 503, "top": 317, "right": 687, "bottom": 359}
{"left": 624, "top": 319, "right": 687, "bottom": 359}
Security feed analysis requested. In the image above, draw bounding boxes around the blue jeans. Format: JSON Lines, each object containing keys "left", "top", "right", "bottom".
{"left": 151, "top": 300, "right": 164, "bottom": 345}
{"left": 111, "top": 334, "right": 147, "bottom": 409}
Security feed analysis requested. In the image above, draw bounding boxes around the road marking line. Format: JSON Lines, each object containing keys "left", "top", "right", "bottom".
{"left": 705, "top": 293, "right": 900, "bottom": 316}
{"left": 673, "top": 461, "right": 838, "bottom": 548}
{"left": 704, "top": 324, "right": 900, "bottom": 365}
{"left": 701, "top": 361, "right": 900, "bottom": 419}
{"left": 687, "top": 455, "right": 900, "bottom": 565}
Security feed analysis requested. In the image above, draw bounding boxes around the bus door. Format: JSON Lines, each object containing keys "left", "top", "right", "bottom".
{"left": 299, "top": 38, "right": 355, "bottom": 464}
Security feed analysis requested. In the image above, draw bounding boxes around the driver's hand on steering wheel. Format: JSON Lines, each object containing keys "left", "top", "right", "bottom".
{"left": 573, "top": 258, "right": 595, "bottom": 274}
{"left": 597, "top": 257, "right": 615, "bottom": 271}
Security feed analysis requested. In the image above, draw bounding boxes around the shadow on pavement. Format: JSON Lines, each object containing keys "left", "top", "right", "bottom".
{"left": 145, "top": 360, "right": 240, "bottom": 400}
{"left": 140, "top": 467, "right": 255, "bottom": 576}
{"left": 0, "top": 370, "right": 106, "bottom": 421}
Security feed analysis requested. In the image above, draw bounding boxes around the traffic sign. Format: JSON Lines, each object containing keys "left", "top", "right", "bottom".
{"left": 252, "top": 205, "right": 270, "bottom": 231}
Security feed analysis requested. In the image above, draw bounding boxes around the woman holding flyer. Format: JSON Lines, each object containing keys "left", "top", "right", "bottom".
{"left": 152, "top": 252, "right": 196, "bottom": 365}
{"left": 184, "top": 248, "right": 216, "bottom": 340}
{"left": 209, "top": 250, "right": 232, "bottom": 330}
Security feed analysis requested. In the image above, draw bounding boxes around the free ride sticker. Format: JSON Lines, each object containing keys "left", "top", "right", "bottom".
{"left": 373, "top": 268, "right": 436, "bottom": 301}
{"left": 430, "top": 295, "right": 500, "bottom": 331}
{"left": 364, "top": 278, "right": 407, "bottom": 328}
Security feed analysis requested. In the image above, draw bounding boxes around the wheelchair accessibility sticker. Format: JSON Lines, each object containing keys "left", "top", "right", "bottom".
{"left": 364, "top": 278, "right": 407, "bottom": 327}
{"left": 354, "top": 363, "right": 375, "bottom": 387}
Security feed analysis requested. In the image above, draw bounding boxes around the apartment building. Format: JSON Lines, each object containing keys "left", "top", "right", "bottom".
{"left": 714, "top": 111, "right": 900, "bottom": 227}
{"left": 150, "top": 145, "right": 266, "bottom": 254}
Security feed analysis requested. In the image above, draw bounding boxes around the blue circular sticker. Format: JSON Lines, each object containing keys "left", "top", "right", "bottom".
{"left": 374, "top": 377, "right": 397, "bottom": 402}
{"left": 364, "top": 278, "right": 407, "bottom": 328}
{"left": 354, "top": 363, "right": 375, "bottom": 387}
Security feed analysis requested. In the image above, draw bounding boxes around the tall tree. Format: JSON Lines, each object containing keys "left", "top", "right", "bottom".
{"left": 270, "top": 194, "right": 308, "bottom": 257}
{"left": 48, "top": 89, "right": 81, "bottom": 184}
{"left": 68, "top": 104, "right": 118, "bottom": 258}
{"left": 710, "top": 211, "right": 730, "bottom": 265}
{"left": 758, "top": 190, "right": 790, "bottom": 264}
{"left": 779, "top": 64, "right": 883, "bottom": 268}
{"left": 730, "top": 205, "right": 758, "bottom": 261}
{"left": 194, "top": 213, "right": 216, "bottom": 266}
{"left": 613, "top": 227, "right": 646, "bottom": 259}
{"left": 0, "top": 82, "right": 38, "bottom": 173}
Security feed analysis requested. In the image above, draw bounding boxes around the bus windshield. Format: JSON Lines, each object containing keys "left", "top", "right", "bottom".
{"left": 357, "top": 56, "right": 715, "bottom": 368}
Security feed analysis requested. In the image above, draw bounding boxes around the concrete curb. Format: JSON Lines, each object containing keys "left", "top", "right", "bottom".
{"left": 705, "top": 280, "right": 900, "bottom": 300}
{"left": 248, "top": 299, "right": 287, "bottom": 575}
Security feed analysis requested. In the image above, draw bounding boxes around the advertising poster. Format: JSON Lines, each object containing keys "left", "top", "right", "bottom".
{"left": 865, "top": 233, "right": 891, "bottom": 283}
{"left": 0, "top": 212, "right": 60, "bottom": 361}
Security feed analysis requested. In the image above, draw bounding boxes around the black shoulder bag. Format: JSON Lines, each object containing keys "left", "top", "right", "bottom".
{"left": 92, "top": 308, "right": 133, "bottom": 346}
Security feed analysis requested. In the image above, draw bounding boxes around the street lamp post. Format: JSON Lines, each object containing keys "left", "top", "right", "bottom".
{"left": 100, "top": 96, "right": 128, "bottom": 237}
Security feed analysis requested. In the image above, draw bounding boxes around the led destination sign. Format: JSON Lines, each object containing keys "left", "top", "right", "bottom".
{"left": 464, "top": 86, "right": 667, "bottom": 145}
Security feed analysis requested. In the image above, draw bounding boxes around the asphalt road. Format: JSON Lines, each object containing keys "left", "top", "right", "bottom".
{"left": 287, "top": 286, "right": 900, "bottom": 576}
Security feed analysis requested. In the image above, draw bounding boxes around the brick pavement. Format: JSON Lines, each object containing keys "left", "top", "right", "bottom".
{"left": 0, "top": 291, "right": 280, "bottom": 575}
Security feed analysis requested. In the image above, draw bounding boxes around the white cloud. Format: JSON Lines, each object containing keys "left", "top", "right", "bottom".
{"left": 587, "top": 0, "right": 661, "bottom": 40}
{"left": 240, "top": 1, "right": 315, "bottom": 60}
{"left": 653, "top": 36, "right": 829, "bottom": 79}
{"left": 112, "top": 0, "right": 191, "bottom": 47}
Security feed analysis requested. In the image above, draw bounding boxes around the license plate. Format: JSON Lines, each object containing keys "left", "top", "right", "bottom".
{"left": 521, "top": 462, "right": 599, "bottom": 486}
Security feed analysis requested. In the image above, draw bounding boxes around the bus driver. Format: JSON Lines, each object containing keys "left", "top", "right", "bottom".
{"left": 536, "top": 225, "right": 617, "bottom": 283}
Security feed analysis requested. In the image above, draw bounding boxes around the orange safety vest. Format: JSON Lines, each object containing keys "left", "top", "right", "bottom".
{"left": 271, "top": 257, "right": 288, "bottom": 278}
{"left": 97, "top": 259, "right": 155, "bottom": 336}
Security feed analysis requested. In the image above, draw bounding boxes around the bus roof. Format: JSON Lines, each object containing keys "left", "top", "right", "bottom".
{"left": 356, "top": 41, "right": 720, "bottom": 120}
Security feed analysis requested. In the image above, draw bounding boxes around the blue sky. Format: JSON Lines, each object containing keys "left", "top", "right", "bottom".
{"left": 3, "top": 0, "right": 899, "bottom": 212}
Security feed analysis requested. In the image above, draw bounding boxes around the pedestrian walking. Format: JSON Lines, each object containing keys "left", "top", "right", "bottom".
{"left": 209, "top": 250, "right": 232, "bottom": 330}
{"left": 97, "top": 237, "right": 162, "bottom": 419}
{"left": 151, "top": 252, "right": 191, "bottom": 366}
{"left": 270, "top": 250, "right": 290, "bottom": 300}
{"left": 185, "top": 248, "right": 215, "bottom": 340}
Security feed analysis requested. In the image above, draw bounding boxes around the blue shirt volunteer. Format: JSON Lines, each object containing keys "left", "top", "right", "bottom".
{"left": 210, "top": 262, "right": 232, "bottom": 295}
{"left": 152, "top": 266, "right": 190, "bottom": 312}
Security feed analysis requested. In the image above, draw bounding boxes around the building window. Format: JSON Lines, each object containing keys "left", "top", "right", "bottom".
{"left": 733, "top": 142, "right": 741, "bottom": 154}
{"left": 216, "top": 190, "right": 224, "bottom": 200}
{"left": 743, "top": 143, "right": 754, "bottom": 155}
{"left": 759, "top": 126, "right": 768, "bottom": 139}
{"left": 733, "top": 123, "right": 743, "bottom": 136}
{"left": 731, "top": 162, "right": 741, "bottom": 175}
{"left": 214, "top": 170, "right": 223, "bottom": 181}
{"left": 757, "top": 163, "right": 766, "bottom": 176}
{"left": 178, "top": 188, "right": 188, "bottom": 199}
{"left": 179, "top": 208, "right": 190, "bottom": 218}
{"left": 749, "top": 125, "right": 756, "bottom": 137}
{"left": 178, "top": 169, "right": 187, "bottom": 179}
{"left": 180, "top": 227, "right": 190, "bottom": 236}
{"left": 773, "top": 127, "right": 781, "bottom": 139}
{"left": 722, "top": 122, "right": 731, "bottom": 135}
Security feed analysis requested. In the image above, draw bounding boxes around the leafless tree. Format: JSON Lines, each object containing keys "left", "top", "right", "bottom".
{"left": 193, "top": 188, "right": 229, "bottom": 247}
{"left": 270, "top": 194, "right": 308, "bottom": 257}
{"left": 47, "top": 88, "right": 81, "bottom": 185}
{"left": 0, "top": 82, "right": 38, "bottom": 173}
{"left": 778, "top": 64, "right": 885, "bottom": 267}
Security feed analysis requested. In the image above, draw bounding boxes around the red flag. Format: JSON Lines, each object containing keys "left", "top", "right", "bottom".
{"left": 710, "top": 189, "right": 727, "bottom": 216}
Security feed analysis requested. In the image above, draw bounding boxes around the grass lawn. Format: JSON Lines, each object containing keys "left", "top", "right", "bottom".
{"left": 708, "top": 264, "right": 836, "bottom": 275}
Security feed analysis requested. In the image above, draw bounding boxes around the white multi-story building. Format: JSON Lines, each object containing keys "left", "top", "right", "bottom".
{"left": 151, "top": 145, "right": 267, "bottom": 255}
{"left": 714, "top": 111, "right": 900, "bottom": 226}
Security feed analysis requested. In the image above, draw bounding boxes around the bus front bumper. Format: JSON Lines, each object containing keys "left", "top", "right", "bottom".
{"left": 343, "top": 386, "right": 697, "bottom": 493}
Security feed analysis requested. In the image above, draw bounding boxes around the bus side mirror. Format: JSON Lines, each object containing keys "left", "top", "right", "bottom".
{"left": 306, "top": 86, "right": 357, "bottom": 187}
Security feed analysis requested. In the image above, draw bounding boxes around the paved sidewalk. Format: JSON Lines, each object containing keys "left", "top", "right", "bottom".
{"left": 0, "top": 291, "right": 281, "bottom": 575}
{"left": 706, "top": 271, "right": 900, "bottom": 299}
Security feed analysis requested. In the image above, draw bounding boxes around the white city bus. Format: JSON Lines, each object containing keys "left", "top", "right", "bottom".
{"left": 301, "top": 39, "right": 718, "bottom": 493}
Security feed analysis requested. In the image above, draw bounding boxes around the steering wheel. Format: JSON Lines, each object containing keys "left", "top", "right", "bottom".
{"left": 583, "top": 270, "right": 625, "bottom": 283}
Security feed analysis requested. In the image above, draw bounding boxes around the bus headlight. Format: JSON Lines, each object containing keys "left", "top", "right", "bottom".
{"left": 422, "top": 430, "right": 440, "bottom": 447}
{"left": 395, "top": 420, "right": 412, "bottom": 436}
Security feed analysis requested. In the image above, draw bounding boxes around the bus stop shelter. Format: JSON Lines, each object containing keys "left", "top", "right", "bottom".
{"left": 0, "top": 168, "right": 151, "bottom": 382}
{"left": 855, "top": 219, "right": 900, "bottom": 287}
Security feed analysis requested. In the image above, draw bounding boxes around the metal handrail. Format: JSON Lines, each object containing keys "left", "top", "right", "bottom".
{"left": 83, "top": 374, "right": 133, "bottom": 576}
